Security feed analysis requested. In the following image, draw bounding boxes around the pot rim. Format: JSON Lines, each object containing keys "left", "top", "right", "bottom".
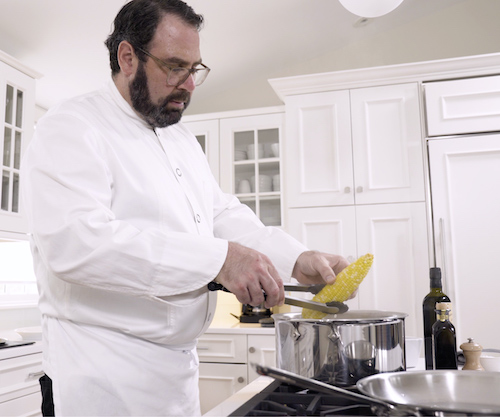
{"left": 272, "top": 310, "right": 407, "bottom": 323}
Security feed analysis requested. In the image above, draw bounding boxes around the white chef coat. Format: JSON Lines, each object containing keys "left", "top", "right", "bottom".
{"left": 21, "top": 80, "right": 308, "bottom": 416}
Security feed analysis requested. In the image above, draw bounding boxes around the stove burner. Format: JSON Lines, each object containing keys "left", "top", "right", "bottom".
{"left": 229, "top": 380, "right": 377, "bottom": 416}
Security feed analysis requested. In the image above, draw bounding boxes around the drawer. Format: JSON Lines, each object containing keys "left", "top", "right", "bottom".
{"left": 197, "top": 334, "right": 247, "bottom": 363}
{"left": 425, "top": 75, "right": 500, "bottom": 136}
{"left": 0, "top": 353, "right": 43, "bottom": 403}
{"left": 0, "top": 391, "right": 42, "bottom": 416}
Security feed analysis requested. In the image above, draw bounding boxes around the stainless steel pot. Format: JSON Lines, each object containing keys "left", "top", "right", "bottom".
{"left": 273, "top": 311, "right": 407, "bottom": 386}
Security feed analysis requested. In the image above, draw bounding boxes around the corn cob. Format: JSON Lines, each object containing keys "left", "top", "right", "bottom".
{"left": 302, "top": 253, "right": 374, "bottom": 319}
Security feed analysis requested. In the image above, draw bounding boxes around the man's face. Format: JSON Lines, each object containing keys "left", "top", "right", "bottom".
{"left": 129, "top": 14, "right": 201, "bottom": 128}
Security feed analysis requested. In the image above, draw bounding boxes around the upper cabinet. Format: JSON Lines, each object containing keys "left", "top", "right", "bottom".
{"left": 183, "top": 108, "right": 285, "bottom": 227}
{"left": 219, "top": 112, "right": 284, "bottom": 227}
{"left": 425, "top": 75, "right": 500, "bottom": 137}
{"left": 0, "top": 52, "right": 39, "bottom": 240}
{"left": 285, "top": 83, "right": 425, "bottom": 209}
{"left": 182, "top": 118, "right": 220, "bottom": 183}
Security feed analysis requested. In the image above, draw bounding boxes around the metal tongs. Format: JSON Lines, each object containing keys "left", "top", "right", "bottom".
{"left": 207, "top": 282, "right": 348, "bottom": 315}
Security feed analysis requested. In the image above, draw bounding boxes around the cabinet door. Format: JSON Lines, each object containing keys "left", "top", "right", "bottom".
{"left": 183, "top": 119, "right": 220, "bottom": 183}
{"left": 355, "top": 203, "right": 429, "bottom": 338}
{"left": 220, "top": 113, "right": 283, "bottom": 227}
{"left": 0, "top": 61, "right": 35, "bottom": 238}
{"left": 350, "top": 83, "right": 425, "bottom": 205}
{"left": 285, "top": 91, "right": 354, "bottom": 208}
{"left": 428, "top": 134, "right": 500, "bottom": 348}
{"left": 425, "top": 75, "right": 500, "bottom": 136}
{"left": 198, "top": 362, "right": 247, "bottom": 415}
{"left": 286, "top": 206, "right": 359, "bottom": 310}
{"left": 196, "top": 333, "right": 247, "bottom": 363}
{"left": 247, "top": 334, "right": 275, "bottom": 383}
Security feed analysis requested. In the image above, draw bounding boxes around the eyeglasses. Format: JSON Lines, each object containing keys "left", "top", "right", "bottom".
{"left": 135, "top": 47, "right": 210, "bottom": 87}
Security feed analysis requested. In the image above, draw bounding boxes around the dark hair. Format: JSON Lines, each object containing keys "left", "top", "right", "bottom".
{"left": 104, "top": 0, "right": 204, "bottom": 75}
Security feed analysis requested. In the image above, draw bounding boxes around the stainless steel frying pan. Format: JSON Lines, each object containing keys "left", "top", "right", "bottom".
{"left": 255, "top": 363, "right": 500, "bottom": 416}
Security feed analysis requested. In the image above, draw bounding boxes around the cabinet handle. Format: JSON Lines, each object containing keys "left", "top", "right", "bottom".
{"left": 237, "top": 377, "right": 245, "bottom": 383}
{"left": 197, "top": 346, "right": 210, "bottom": 350}
{"left": 344, "top": 187, "right": 351, "bottom": 193}
{"left": 248, "top": 347, "right": 256, "bottom": 353}
{"left": 356, "top": 186, "right": 363, "bottom": 193}
{"left": 28, "top": 371, "right": 45, "bottom": 379}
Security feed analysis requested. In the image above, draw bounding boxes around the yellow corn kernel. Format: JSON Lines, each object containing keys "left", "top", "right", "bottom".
{"left": 302, "top": 253, "right": 374, "bottom": 319}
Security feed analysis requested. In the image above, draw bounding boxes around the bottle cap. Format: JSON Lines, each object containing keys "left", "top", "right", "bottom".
{"left": 430, "top": 267, "right": 442, "bottom": 288}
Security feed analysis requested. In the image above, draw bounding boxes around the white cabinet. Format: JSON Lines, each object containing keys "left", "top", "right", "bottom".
{"left": 428, "top": 134, "right": 500, "bottom": 348}
{"left": 184, "top": 108, "right": 285, "bottom": 227}
{"left": 220, "top": 113, "right": 284, "bottom": 227}
{"left": 283, "top": 82, "right": 428, "bottom": 337}
{"left": 197, "top": 331, "right": 275, "bottom": 415}
{"left": 285, "top": 83, "right": 425, "bottom": 208}
{"left": 0, "top": 345, "right": 43, "bottom": 417}
{"left": 287, "top": 203, "right": 429, "bottom": 336}
{"left": 183, "top": 119, "right": 220, "bottom": 183}
{"left": 0, "top": 54, "right": 38, "bottom": 239}
{"left": 425, "top": 75, "right": 500, "bottom": 137}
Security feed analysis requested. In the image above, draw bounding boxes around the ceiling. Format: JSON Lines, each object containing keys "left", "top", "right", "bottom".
{"left": 0, "top": 0, "right": 496, "bottom": 117}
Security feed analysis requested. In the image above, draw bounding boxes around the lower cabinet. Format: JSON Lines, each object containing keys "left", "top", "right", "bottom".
{"left": 197, "top": 331, "right": 275, "bottom": 415}
{"left": 0, "top": 349, "right": 43, "bottom": 417}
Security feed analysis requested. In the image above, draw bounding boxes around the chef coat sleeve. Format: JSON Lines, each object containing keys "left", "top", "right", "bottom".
{"left": 21, "top": 113, "right": 228, "bottom": 297}
{"left": 210, "top": 182, "right": 309, "bottom": 283}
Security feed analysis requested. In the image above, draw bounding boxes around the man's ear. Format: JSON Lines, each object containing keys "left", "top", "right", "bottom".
{"left": 117, "top": 41, "right": 138, "bottom": 77}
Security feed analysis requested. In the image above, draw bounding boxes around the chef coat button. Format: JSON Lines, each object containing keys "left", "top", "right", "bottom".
{"left": 195, "top": 214, "right": 201, "bottom": 223}
{"left": 176, "top": 168, "right": 182, "bottom": 177}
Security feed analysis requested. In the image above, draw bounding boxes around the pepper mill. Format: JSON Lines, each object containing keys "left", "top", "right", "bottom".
{"left": 460, "top": 338, "right": 484, "bottom": 370}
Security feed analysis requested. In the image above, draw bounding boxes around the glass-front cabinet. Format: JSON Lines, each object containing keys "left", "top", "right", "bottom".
{"left": 220, "top": 112, "right": 284, "bottom": 227}
{"left": 0, "top": 53, "right": 37, "bottom": 239}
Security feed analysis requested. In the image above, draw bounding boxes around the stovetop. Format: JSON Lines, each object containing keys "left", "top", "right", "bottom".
{"left": 229, "top": 380, "right": 378, "bottom": 416}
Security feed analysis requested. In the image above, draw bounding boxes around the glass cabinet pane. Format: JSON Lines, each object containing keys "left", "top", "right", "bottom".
{"left": 1, "top": 171, "right": 9, "bottom": 211}
{"left": 195, "top": 134, "right": 206, "bottom": 153}
{"left": 14, "top": 131, "right": 22, "bottom": 169}
{"left": 15, "top": 90, "right": 24, "bottom": 128}
{"left": 5, "top": 85, "right": 13, "bottom": 125}
{"left": 12, "top": 172, "right": 19, "bottom": 212}
{"left": 3, "top": 127, "right": 11, "bottom": 167}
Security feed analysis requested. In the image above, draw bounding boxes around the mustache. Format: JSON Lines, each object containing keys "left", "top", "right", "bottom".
{"left": 162, "top": 91, "right": 191, "bottom": 107}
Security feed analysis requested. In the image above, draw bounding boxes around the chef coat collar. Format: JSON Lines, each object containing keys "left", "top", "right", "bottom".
{"left": 106, "top": 79, "right": 154, "bottom": 131}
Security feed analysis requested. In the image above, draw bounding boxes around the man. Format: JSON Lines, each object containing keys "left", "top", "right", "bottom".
{"left": 21, "top": 0, "right": 348, "bottom": 415}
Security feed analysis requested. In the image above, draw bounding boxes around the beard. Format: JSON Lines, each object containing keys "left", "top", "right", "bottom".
{"left": 129, "top": 62, "right": 191, "bottom": 128}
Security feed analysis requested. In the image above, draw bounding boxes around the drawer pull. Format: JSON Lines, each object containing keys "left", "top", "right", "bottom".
{"left": 248, "top": 347, "right": 256, "bottom": 353}
{"left": 197, "top": 346, "right": 210, "bottom": 350}
{"left": 237, "top": 377, "right": 245, "bottom": 383}
{"left": 28, "top": 371, "right": 45, "bottom": 379}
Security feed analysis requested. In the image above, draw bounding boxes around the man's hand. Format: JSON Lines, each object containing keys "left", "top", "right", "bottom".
{"left": 292, "top": 251, "right": 349, "bottom": 286}
{"left": 215, "top": 242, "right": 284, "bottom": 308}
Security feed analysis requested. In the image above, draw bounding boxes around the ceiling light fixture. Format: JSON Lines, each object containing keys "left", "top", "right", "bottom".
{"left": 339, "top": 0, "right": 405, "bottom": 18}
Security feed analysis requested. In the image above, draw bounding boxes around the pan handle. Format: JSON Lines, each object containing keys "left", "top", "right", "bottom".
{"left": 253, "top": 364, "right": 395, "bottom": 412}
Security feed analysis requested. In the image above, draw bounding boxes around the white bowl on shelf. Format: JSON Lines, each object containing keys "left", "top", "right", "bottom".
{"left": 15, "top": 326, "right": 42, "bottom": 341}
{"left": 251, "top": 175, "right": 272, "bottom": 192}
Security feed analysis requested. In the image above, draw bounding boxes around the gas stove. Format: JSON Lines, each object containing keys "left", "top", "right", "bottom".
{"left": 228, "top": 380, "right": 379, "bottom": 416}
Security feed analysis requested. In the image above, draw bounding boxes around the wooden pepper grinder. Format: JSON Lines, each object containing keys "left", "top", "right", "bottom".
{"left": 460, "top": 338, "right": 484, "bottom": 370}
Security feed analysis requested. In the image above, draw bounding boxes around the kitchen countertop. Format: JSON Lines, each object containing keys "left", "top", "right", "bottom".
{"left": 0, "top": 340, "right": 42, "bottom": 360}
{"left": 206, "top": 315, "right": 275, "bottom": 335}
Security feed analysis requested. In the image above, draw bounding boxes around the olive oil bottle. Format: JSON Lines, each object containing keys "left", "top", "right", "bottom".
{"left": 432, "top": 303, "right": 458, "bottom": 369}
{"left": 422, "top": 267, "right": 450, "bottom": 369}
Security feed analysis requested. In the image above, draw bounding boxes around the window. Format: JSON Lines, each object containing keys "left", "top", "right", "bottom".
{"left": 0, "top": 240, "right": 38, "bottom": 308}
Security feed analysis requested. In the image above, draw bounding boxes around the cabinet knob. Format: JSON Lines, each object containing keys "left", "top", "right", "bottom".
{"left": 344, "top": 186, "right": 351, "bottom": 193}
{"left": 248, "top": 347, "right": 256, "bottom": 353}
{"left": 238, "top": 376, "right": 245, "bottom": 383}
{"left": 356, "top": 186, "right": 363, "bottom": 193}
